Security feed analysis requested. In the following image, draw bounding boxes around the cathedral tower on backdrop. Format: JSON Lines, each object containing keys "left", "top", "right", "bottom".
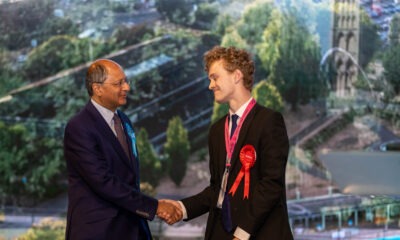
{"left": 331, "top": 0, "right": 360, "bottom": 97}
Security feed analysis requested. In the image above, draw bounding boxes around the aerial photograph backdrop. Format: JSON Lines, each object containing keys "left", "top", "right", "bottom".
{"left": 0, "top": 0, "right": 399, "bottom": 239}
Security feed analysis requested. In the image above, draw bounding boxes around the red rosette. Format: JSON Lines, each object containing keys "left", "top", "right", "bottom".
{"left": 239, "top": 144, "right": 256, "bottom": 169}
{"left": 229, "top": 144, "right": 257, "bottom": 199}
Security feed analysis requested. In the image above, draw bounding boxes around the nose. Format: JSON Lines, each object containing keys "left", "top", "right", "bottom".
{"left": 122, "top": 81, "right": 131, "bottom": 91}
{"left": 208, "top": 80, "right": 215, "bottom": 90}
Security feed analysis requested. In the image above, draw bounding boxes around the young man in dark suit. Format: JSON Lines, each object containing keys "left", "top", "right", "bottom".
{"left": 175, "top": 46, "right": 293, "bottom": 239}
{"left": 64, "top": 59, "right": 181, "bottom": 240}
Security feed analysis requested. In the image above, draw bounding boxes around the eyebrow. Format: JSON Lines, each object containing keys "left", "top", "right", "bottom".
{"left": 114, "top": 77, "right": 127, "bottom": 83}
{"left": 209, "top": 73, "right": 217, "bottom": 80}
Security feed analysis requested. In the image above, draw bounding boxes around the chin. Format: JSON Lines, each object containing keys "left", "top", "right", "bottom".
{"left": 214, "top": 97, "right": 227, "bottom": 104}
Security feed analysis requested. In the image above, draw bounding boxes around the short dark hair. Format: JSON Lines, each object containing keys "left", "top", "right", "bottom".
{"left": 204, "top": 46, "right": 255, "bottom": 91}
{"left": 85, "top": 62, "right": 108, "bottom": 96}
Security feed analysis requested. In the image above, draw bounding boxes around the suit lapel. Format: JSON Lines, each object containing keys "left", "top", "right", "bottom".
{"left": 85, "top": 101, "right": 134, "bottom": 171}
{"left": 216, "top": 115, "right": 229, "bottom": 179}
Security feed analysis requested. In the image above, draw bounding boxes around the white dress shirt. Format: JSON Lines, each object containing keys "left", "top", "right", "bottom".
{"left": 91, "top": 99, "right": 118, "bottom": 136}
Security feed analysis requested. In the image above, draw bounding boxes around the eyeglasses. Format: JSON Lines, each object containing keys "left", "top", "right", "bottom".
{"left": 94, "top": 79, "right": 132, "bottom": 87}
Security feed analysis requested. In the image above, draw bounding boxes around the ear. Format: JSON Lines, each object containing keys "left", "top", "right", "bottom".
{"left": 92, "top": 83, "right": 102, "bottom": 97}
{"left": 233, "top": 69, "right": 243, "bottom": 84}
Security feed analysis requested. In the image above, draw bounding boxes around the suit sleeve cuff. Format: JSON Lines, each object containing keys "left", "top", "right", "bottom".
{"left": 178, "top": 201, "right": 188, "bottom": 220}
{"left": 234, "top": 227, "right": 251, "bottom": 240}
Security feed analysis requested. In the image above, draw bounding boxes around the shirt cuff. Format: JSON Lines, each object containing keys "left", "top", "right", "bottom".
{"left": 234, "top": 227, "right": 251, "bottom": 240}
{"left": 178, "top": 201, "right": 188, "bottom": 220}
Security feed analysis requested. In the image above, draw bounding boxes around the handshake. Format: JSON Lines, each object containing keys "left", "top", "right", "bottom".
{"left": 156, "top": 199, "right": 183, "bottom": 225}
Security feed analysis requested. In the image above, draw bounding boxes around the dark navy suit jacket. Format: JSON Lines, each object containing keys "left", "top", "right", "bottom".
{"left": 64, "top": 101, "right": 157, "bottom": 240}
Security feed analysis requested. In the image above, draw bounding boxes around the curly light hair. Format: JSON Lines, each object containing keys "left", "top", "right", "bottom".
{"left": 204, "top": 46, "right": 255, "bottom": 91}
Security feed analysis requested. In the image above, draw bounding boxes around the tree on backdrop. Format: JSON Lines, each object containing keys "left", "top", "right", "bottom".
{"left": 112, "top": 23, "right": 154, "bottom": 48}
{"left": 359, "top": 10, "right": 381, "bottom": 69}
{"left": 0, "top": 49, "right": 24, "bottom": 96}
{"left": 382, "top": 45, "right": 400, "bottom": 95}
{"left": 164, "top": 116, "right": 190, "bottom": 186}
{"left": 210, "top": 101, "right": 229, "bottom": 125}
{"left": 199, "top": 33, "right": 221, "bottom": 54}
{"left": 23, "top": 35, "right": 114, "bottom": 81}
{"left": 23, "top": 35, "right": 82, "bottom": 81}
{"left": 236, "top": 1, "right": 273, "bottom": 47}
{"left": 44, "top": 76, "right": 87, "bottom": 121}
{"left": 0, "top": 87, "right": 52, "bottom": 118}
{"left": 17, "top": 218, "right": 65, "bottom": 240}
{"left": 192, "top": 3, "right": 219, "bottom": 30}
{"left": 221, "top": 30, "right": 248, "bottom": 50}
{"left": 111, "top": 1, "right": 130, "bottom": 13}
{"left": 257, "top": 10, "right": 323, "bottom": 111}
{"left": 213, "top": 14, "right": 234, "bottom": 37}
{"left": 39, "top": 17, "right": 80, "bottom": 43}
{"left": 136, "top": 128, "right": 162, "bottom": 188}
{"left": 0, "top": 121, "right": 64, "bottom": 206}
{"left": 252, "top": 80, "right": 284, "bottom": 112}
{"left": 155, "top": 0, "right": 194, "bottom": 26}
{"left": 388, "top": 14, "right": 400, "bottom": 46}
{"left": 0, "top": 0, "right": 54, "bottom": 50}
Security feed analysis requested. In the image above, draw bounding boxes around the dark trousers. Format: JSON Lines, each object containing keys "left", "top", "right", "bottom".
{"left": 207, "top": 208, "right": 234, "bottom": 240}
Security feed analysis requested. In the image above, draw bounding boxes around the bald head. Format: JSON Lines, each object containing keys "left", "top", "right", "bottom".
{"left": 85, "top": 59, "right": 123, "bottom": 96}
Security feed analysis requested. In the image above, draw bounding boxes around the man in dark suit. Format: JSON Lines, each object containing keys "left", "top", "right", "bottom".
{"left": 173, "top": 46, "right": 293, "bottom": 239}
{"left": 64, "top": 59, "right": 181, "bottom": 240}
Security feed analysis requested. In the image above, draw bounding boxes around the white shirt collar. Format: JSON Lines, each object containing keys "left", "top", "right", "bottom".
{"left": 229, "top": 97, "right": 254, "bottom": 119}
{"left": 91, "top": 98, "right": 116, "bottom": 129}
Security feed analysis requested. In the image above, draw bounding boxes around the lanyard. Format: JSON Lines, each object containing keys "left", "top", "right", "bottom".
{"left": 224, "top": 98, "right": 256, "bottom": 168}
